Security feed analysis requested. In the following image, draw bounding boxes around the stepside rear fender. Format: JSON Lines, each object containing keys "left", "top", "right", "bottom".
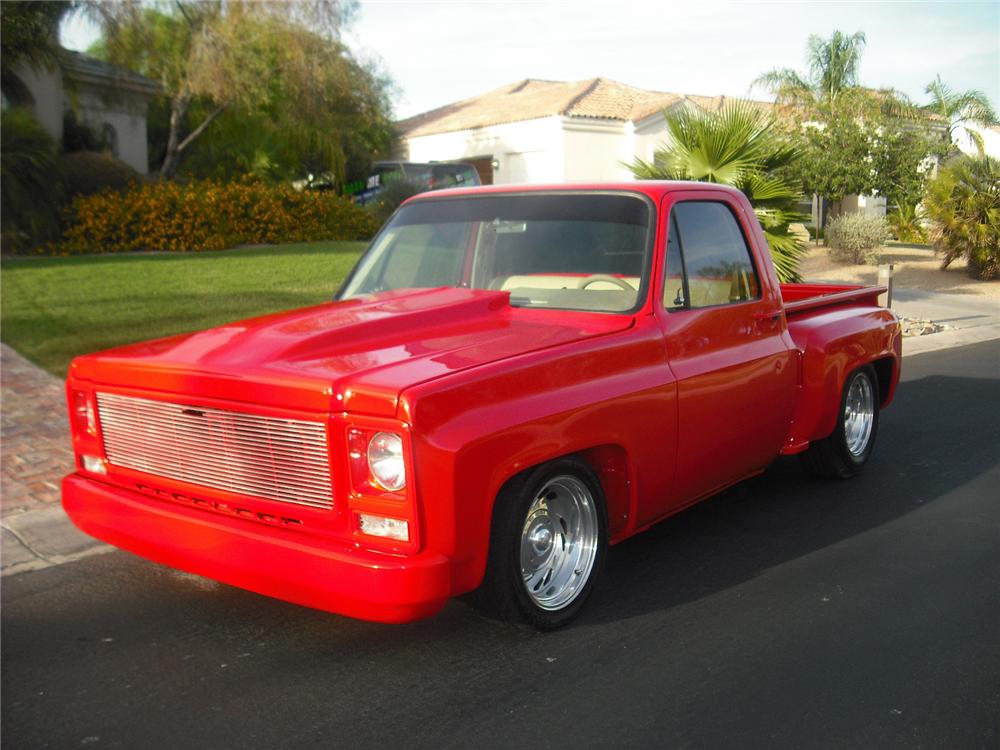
{"left": 786, "top": 305, "right": 902, "bottom": 448}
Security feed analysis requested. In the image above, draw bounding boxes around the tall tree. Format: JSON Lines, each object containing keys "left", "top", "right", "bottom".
{"left": 758, "top": 30, "right": 935, "bottom": 225}
{"left": 86, "top": 0, "right": 394, "bottom": 181}
{"left": 922, "top": 75, "right": 998, "bottom": 154}
{"left": 792, "top": 110, "right": 934, "bottom": 214}
{"left": 628, "top": 101, "right": 809, "bottom": 281}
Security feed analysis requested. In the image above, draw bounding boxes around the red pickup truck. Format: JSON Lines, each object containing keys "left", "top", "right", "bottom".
{"left": 63, "top": 182, "right": 901, "bottom": 629}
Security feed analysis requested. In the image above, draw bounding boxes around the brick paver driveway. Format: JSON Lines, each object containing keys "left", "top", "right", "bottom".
{"left": 1, "top": 345, "right": 74, "bottom": 518}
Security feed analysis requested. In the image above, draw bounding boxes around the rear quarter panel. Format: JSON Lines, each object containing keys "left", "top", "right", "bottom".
{"left": 785, "top": 304, "right": 902, "bottom": 449}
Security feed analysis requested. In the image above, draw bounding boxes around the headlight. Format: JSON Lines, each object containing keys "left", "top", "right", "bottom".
{"left": 367, "top": 432, "right": 405, "bottom": 491}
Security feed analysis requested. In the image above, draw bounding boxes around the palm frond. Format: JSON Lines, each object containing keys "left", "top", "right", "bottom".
{"left": 628, "top": 100, "right": 808, "bottom": 281}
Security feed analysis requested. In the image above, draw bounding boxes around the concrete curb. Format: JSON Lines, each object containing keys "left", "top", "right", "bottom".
{"left": 903, "top": 321, "right": 1000, "bottom": 357}
{"left": 1, "top": 506, "right": 111, "bottom": 576}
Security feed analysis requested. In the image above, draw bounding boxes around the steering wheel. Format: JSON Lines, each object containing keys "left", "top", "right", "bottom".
{"left": 577, "top": 274, "right": 634, "bottom": 292}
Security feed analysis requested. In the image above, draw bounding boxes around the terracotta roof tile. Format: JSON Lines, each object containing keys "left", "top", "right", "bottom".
{"left": 398, "top": 78, "right": 775, "bottom": 137}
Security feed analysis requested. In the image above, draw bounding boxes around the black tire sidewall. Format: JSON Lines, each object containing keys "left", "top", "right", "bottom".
{"left": 833, "top": 366, "right": 880, "bottom": 470}
{"left": 497, "top": 457, "right": 608, "bottom": 630}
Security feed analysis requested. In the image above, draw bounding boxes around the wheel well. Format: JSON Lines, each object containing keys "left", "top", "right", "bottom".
{"left": 870, "top": 356, "right": 894, "bottom": 406}
{"left": 493, "top": 445, "right": 632, "bottom": 540}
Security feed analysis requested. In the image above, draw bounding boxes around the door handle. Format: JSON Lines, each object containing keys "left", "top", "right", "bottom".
{"left": 753, "top": 310, "right": 783, "bottom": 322}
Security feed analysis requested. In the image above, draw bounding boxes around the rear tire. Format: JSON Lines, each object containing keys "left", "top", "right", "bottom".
{"left": 802, "top": 365, "right": 880, "bottom": 479}
{"left": 473, "top": 457, "right": 607, "bottom": 630}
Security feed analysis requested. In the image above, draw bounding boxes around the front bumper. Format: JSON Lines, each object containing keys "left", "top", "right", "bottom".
{"left": 62, "top": 474, "right": 451, "bottom": 624}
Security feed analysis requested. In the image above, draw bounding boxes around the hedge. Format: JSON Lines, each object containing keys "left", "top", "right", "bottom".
{"left": 55, "top": 178, "right": 380, "bottom": 254}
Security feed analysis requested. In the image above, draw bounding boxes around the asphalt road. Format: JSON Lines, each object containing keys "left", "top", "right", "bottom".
{"left": 4, "top": 339, "right": 999, "bottom": 750}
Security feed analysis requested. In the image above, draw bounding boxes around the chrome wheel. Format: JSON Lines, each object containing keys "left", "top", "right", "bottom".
{"left": 520, "top": 475, "right": 599, "bottom": 611}
{"left": 844, "top": 373, "right": 875, "bottom": 457}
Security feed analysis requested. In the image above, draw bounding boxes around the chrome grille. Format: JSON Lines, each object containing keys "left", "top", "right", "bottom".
{"left": 97, "top": 392, "right": 333, "bottom": 510}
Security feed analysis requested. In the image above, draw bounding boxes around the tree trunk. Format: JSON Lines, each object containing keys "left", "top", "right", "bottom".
{"left": 159, "top": 94, "right": 191, "bottom": 180}
{"left": 159, "top": 96, "right": 227, "bottom": 180}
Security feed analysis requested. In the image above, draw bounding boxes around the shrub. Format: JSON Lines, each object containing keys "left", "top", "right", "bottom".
{"left": 825, "top": 213, "right": 892, "bottom": 264}
{"left": 1, "top": 108, "right": 61, "bottom": 251}
{"left": 56, "top": 177, "right": 380, "bottom": 254}
{"left": 923, "top": 154, "right": 1000, "bottom": 280}
{"left": 57, "top": 151, "right": 142, "bottom": 198}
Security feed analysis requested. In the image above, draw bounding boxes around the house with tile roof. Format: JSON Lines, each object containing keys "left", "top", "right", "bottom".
{"left": 397, "top": 78, "right": 766, "bottom": 186}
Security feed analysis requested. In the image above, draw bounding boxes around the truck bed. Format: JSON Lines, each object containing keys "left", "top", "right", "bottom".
{"left": 780, "top": 283, "right": 887, "bottom": 317}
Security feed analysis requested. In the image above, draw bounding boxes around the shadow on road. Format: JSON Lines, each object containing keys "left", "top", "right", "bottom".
{"left": 583, "top": 369, "right": 999, "bottom": 625}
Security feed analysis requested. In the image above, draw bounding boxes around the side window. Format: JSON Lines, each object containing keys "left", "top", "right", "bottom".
{"left": 669, "top": 202, "right": 760, "bottom": 308}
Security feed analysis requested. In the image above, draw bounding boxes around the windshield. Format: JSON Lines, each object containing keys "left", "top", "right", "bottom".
{"left": 339, "top": 193, "right": 652, "bottom": 313}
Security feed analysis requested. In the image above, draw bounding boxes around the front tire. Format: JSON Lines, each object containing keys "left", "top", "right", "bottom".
{"left": 475, "top": 457, "right": 607, "bottom": 630}
{"left": 802, "top": 365, "right": 880, "bottom": 479}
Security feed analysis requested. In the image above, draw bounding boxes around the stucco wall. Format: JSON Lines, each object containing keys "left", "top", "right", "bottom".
{"left": 561, "top": 118, "right": 632, "bottom": 181}
{"left": 632, "top": 113, "right": 672, "bottom": 166}
{"left": 12, "top": 64, "right": 64, "bottom": 141}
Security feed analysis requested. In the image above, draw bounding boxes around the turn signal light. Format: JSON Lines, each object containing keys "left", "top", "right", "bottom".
{"left": 357, "top": 513, "right": 409, "bottom": 541}
{"left": 80, "top": 454, "right": 107, "bottom": 475}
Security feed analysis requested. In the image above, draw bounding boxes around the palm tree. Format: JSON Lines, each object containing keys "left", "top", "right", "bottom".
{"left": 922, "top": 75, "right": 998, "bottom": 154}
{"left": 755, "top": 30, "right": 867, "bottom": 110}
{"left": 628, "top": 101, "right": 809, "bottom": 281}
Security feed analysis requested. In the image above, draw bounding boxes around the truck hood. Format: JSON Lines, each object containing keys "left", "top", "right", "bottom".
{"left": 70, "top": 288, "right": 633, "bottom": 416}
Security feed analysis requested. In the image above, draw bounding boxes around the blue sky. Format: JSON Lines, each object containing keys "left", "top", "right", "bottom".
{"left": 62, "top": 1, "right": 999, "bottom": 120}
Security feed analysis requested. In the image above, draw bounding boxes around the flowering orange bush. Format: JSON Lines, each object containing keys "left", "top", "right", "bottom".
{"left": 55, "top": 178, "right": 379, "bottom": 254}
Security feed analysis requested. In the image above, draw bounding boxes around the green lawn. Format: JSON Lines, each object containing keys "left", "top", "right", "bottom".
{"left": 1, "top": 241, "right": 366, "bottom": 377}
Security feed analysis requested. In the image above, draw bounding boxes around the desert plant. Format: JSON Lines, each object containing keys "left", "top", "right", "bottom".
{"left": 1, "top": 108, "right": 61, "bottom": 250}
{"left": 886, "top": 203, "right": 927, "bottom": 244}
{"left": 826, "top": 213, "right": 892, "bottom": 264}
{"left": 57, "top": 151, "right": 143, "bottom": 198}
{"left": 923, "top": 154, "right": 1000, "bottom": 280}
{"left": 628, "top": 101, "right": 809, "bottom": 281}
